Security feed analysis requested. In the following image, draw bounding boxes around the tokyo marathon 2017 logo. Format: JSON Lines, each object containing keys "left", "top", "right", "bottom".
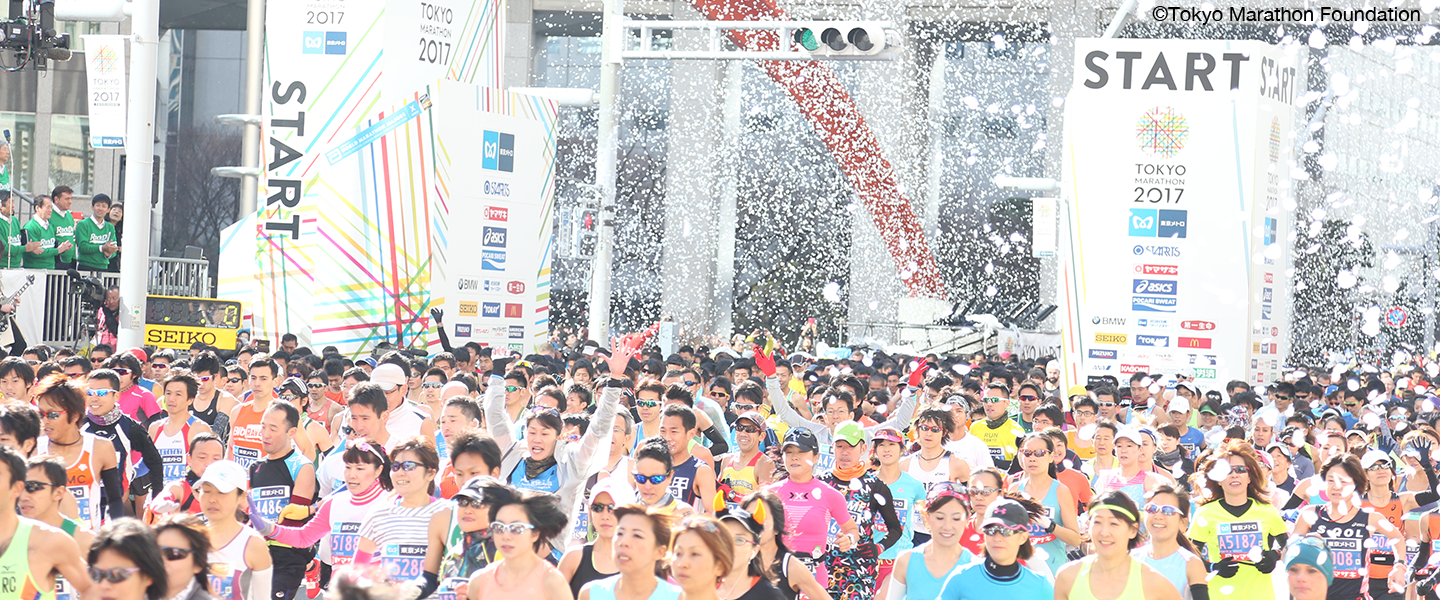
{"left": 90, "top": 45, "right": 121, "bottom": 75}
{"left": 1135, "top": 107, "right": 1188, "bottom": 159}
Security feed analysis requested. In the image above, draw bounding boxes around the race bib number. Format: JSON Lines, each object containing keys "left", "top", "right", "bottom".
{"left": 233, "top": 445, "right": 261, "bottom": 470}
{"left": 381, "top": 544, "right": 427, "bottom": 581}
{"left": 56, "top": 574, "right": 72, "bottom": 600}
{"left": 814, "top": 451, "right": 836, "bottom": 473}
{"left": 68, "top": 485, "right": 91, "bottom": 523}
{"left": 435, "top": 577, "right": 466, "bottom": 600}
{"left": 1027, "top": 506, "right": 1057, "bottom": 545}
{"left": 988, "top": 446, "right": 1005, "bottom": 461}
{"left": 1367, "top": 533, "right": 1395, "bottom": 555}
{"left": 159, "top": 447, "right": 185, "bottom": 484}
{"left": 330, "top": 523, "right": 361, "bottom": 564}
{"left": 1327, "top": 538, "right": 1363, "bottom": 579}
{"left": 250, "top": 485, "right": 288, "bottom": 522}
{"left": 208, "top": 566, "right": 242, "bottom": 600}
{"left": 1215, "top": 521, "right": 1262, "bottom": 560}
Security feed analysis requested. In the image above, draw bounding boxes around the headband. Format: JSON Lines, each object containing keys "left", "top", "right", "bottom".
{"left": 1092, "top": 504, "right": 1138, "bottom": 522}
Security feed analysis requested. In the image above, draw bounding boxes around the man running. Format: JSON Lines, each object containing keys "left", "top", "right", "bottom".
{"left": 249, "top": 402, "right": 318, "bottom": 600}
{"left": 0, "top": 445, "right": 90, "bottom": 600}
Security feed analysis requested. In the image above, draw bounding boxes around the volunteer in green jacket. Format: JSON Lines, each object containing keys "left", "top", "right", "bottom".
{"left": 49, "top": 185, "right": 77, "bottom": 270}
{"left": 23, "top": 196, "right": 70, "bottom": 270}
{"left": 74, "top": 193, "right": 118, "bottom": 272}
{"left": 0, "top": 193, "right": 29, "bottom": 268}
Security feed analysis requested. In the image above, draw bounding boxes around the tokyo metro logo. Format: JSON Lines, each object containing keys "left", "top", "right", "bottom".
{"left": 1136, "top": 107, "right": 1188, "bottom": 159}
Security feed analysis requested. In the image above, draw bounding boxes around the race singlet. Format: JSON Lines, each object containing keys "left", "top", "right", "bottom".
{"left": 381, "top": 543, "right": 427, "bottom": 581}
{"left": 435, "top": 577, "right": 467, "bottom": 600}
{"left": 1027, "top": 505, "right": 1058, "bottom": 545}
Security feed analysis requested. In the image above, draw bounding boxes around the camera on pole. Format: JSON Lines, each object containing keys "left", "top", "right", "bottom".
{"left": 1, "top": 0, "right": 72, "bottom": 71}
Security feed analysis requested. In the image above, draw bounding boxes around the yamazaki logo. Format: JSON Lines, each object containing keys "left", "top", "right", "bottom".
{"left": 1134, "top": 264, "right": 1179, "bottom": 276}
{"left": 484, "top": 206, "right": 508, "bottom": 221}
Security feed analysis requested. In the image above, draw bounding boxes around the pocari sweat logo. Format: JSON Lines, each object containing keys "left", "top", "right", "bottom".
{"left": 482, "top": 131, "right": 515, "bottom": 172}
{"left": 1133, "top": 297, "right": 1178, "bottom": 312}
{"left": 481, "top": 251, "right": 506, "bottom": 271}
{"left": 1133, "top": 279, "right": 1177, "bottom": 295}
{"left": 482, "top": 227, "right": 507, "bottom": 248}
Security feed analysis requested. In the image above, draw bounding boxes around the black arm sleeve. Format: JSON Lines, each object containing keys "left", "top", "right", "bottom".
{"left": 100, "top": 466, "right": 125, "bottom": 521}
{"left": 702, "top": 426, "right": 729, "bottom": 456}
{"left": 870, "top": 480, "right": 903, "bottom": 550}
{"left": 127, "top": 420, "right": 165, "bottom": 495}
{"left": 416, "top": 571, "right": 439, "bottom": 599}
{"left": 1417, "top": 459, "right": 1440, "bottom": 506}
{"left": 1283, "top": 492, "right": 1306, "bottom": 510}
{"left": 1268, "top": 533, "right": 1288, "bottom": 552}
{"left": 1190, "top": 584, "right": 1210, "bottom": 600}
{"left": 435, "top": 322, "right": 455, "bottom": 353}
{"left": 1414, "top": 540, "right": 1433, "bottom": 580}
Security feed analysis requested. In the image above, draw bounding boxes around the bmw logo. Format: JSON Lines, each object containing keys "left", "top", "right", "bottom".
{"left": 1092, "top": 317, "right": 1100, "bottom": 324}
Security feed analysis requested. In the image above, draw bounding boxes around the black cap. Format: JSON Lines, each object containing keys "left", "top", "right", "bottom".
{"left": 782, "top": 428, "right": 819, "bottom": 454}
{"left": 719, "top": 507, "right": 763, "bottom": 538}
{"left": 983, "top": 498, "right": 1030, "bottom": 531}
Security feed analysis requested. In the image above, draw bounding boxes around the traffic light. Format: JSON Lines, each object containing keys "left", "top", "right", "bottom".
{"left": 577, "top": 208, "right": 598, "bottom": 260}
{"left": 789, "top": 22, "right": 892, "bottom": 57}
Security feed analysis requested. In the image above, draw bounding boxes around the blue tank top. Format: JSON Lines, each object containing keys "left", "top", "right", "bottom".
{"left": 582, "top": 574, "right": 682, "bottom": 600}
{"left": 1134, "top": 545, "right": 1193, "bottom": 597}
{"left": 905, "top": 546, "right": 971, "bottom": 599}
{"left": 1023, "top": 477, "right": 1068, "bottom": 576}
{"left": 508, "top": 459, "right": 561, "bottom": 493}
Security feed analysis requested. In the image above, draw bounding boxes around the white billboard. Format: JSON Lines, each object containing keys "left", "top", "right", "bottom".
{"left": 1060, "top": 39, "right": 1300, "bottom": 389}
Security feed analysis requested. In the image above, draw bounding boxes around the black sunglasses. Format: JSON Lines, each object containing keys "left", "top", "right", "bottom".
{"left": 160, "top": 546, "right": 194, "bottom": 561}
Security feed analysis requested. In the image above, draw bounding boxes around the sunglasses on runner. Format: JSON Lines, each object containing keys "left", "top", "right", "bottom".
{"left": 393, "top": 461, "right": 426, "bottom": 472}
{"left": 1228, "top": 465, "right": 1249, "bottom": 474}
{"left": 112, "top": 368, "right": 131, "bottom": 376}
{"left": 86, "top": 390, "right": 115, "bottom": 397}
{"left": 505, "top": 385, "right": 522, "bottom": 393}
{"left": 916, "top": 424, "right": 945, "bottom": 434}
{"left": 1018, "top": 449, "right": 1050, "bottom": 458}
{"left": 159, "top": 546, "right": 195, "bottom": 561}
{"left": 1367, "top": 461, "right": 1393, "bottom": 471}
{"left": 982, "top": 397, "right": 1006, "bottom": 404}
{"left": 590, "top": 502, "right": 617, "bottom": 514}
{"left": 228, "top": 378, "right": 243, "bottom": 384}
{"left": 734, "top": 424, "right": 763, "bottom": 434}
{"left": 710, "top": 390, "right": 729, "bottom": 398}
{"left": 41, "top": 410, "right": 63, "bottom": 420}
{"left": 455, "top": 497, "right": 485, "bottom": 509}
{"left": 981, "top": 525, "right": 1027, "bottom": 537}
{"left": 152, "top": 363, "right": 170, "bottom": 370}
{"left": 23, "top": 480, "right": 56, "bottom": 493}
{"left": 635, "top": 400, "right": 661, "bottom": 409}
{"left": 1143, "top": 504, "right": 1183, "bottom": 517}
{"left": 489, "top": 522, "right": 536, "bottom": 536}
{"left": 88, "top": 567, "right": 141, "bottom": 584}
{"left": 732, "top": 403, "right": 757, "bottom": 413}
{"left": 307, "top": 382, "right": 326, "bottom": 389}
{"left": 421, "top": 382, "right": 444, "bottom": 389}
{"left": 634, "top": 473, "right": 668, "bottom": 485}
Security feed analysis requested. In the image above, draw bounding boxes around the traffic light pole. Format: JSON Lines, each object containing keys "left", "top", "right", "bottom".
{"left": 586, "top": 0, "right": 622, "bottom": 345}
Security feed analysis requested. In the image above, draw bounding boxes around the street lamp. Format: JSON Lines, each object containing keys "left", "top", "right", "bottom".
{"left": 211, "top": 166, "right": 263, "bottom": 179}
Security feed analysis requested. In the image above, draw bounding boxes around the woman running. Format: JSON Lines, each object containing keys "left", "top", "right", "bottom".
{"left": 196, "top": 460, "right": 272, "bottom": 600}
{"left": 670, "top": 517, "right": 734, "bottom": 600}
{"left": 1292, "top": 453, "right": 1406, "bottom": 599}
{"left": 739, "top": 490, "right": 830, "bottom": 600}
{"left": 575, "top": 505, "right": 682, "bottom": 600}
{"left": 465, "top": 491, "right": 571, "bottom": 600}
{"left": 87, "top": 519, "right": 167, "bottom": 600}
{"left": 351, "top": 437, "right": 448, "bottom": 590}
{"left": 772, "top": 428, "right": 860, "bottom": 591}
{"left": 1133, "top": 485, "right": 1208, "bottom": 599}
{"left": 1008, "top": 432, "right": 1081, "bottom": 576}
{"left": 1359, "top": 449, "right": 1429, "bottom": 600}
{"left": 936, "top": 496, "right": 1054, "bottom": 599}
{"left": 250, "top": 439, "right": 394, "bottom": 588}
{"left": 1054, "top": 492, "right": 1179, "bottom": 600}
{"left": 960, "top": 468, "right": 1006, "bottom": 556}
{"left": 631, "top": 436, "right": 695, "bottom": 518}
{"left": 560, "top": 477, "right": 634, "bottom": 596}
{"left": 718, "top": 507, "right": 786, "bottom": 600}
{"left": 879, "top": 481, "right": 975, "bottom": 600}
{"left": 1188, "top": 441, "right": 1288, "bottom": 600}
{"left": 153, "top": 514, "right": 215, "bottom": 600}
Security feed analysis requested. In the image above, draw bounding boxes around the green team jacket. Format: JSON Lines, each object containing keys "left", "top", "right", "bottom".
{"left": 0, "top": 216, "right": 20, "bottom": 268}
{"left": 21, "top": 218, "right": 58, "bottom": 269}
{"left": 50, "top": 209, "right": 76, "bottom": 263}
{"left": 74, "top": 216, "right": 116, "bottom": 271}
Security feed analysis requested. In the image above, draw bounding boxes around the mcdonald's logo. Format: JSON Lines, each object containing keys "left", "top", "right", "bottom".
{"left": 1178, "top": 337, "right": 1211, "bottom": 349}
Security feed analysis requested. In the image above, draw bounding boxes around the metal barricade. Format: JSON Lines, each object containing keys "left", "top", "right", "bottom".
{"left": 42, "top": 270, "right": 120, "bottom": 346}
{"left": 149, "top": 257, "right": 212, "bottom": 298}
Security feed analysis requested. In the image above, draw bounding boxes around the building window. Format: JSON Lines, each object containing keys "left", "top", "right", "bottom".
{"left": 49, "top": 115, "right": 94, "bottom": 195}
{"left": 0, "top": 113, "right": 37, "bottom": 193}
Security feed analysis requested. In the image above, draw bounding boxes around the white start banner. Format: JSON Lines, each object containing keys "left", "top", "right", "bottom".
{"left": 81, "top": 35, "right": 127, "bottom": 148}
{"left": 1059, "top": 39, "right": 1300, "bottom": 390}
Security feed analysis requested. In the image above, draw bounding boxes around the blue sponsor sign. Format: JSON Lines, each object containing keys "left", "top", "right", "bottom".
{"left": 482, "top": 131, "right": 515, "bottom": 172}
{"left": 455, "top": 324, "right": 471, "bottom": 338}
{"left": 1129, "top": 209, "right": 1157, "bottom": 237}
{"left": 481, "top": 302, "right": 502, "bottom": 318}
{"left": 1157, "top": 210, "right": 1187, "bottom": 238}
{"left": 481, "top": 250, "right": 506, "bottom": 271}
{"left": 324, "top": 32, "right": 347, "bottom": 55}
{"left": 1135, "top": 335, "right": 1170, "bottom": 347}
{"left": 1088, "top": 349, "right": 1118, "bottom": 359}
{"left": 303, "top": 32, "right": 324, "bottom": 54}
{"left": 482, "top": 227, "right": 507, "bottom": 248}
{"left": 1133, "top": 279, "right": 1177, "bottom": 295}
{"left": 1133, "top": 297, "right": 1178, "bottom": 312}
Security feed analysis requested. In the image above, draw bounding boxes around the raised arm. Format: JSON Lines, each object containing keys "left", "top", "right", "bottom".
{"left": 767, "top": 377, "right": 825, "bottom": 436}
